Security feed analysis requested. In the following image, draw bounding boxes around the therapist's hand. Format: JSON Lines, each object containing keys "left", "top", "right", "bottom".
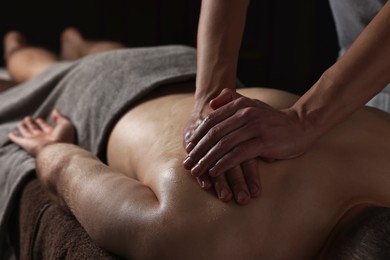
{"left": 184, "top": 91, "right": 261, "bottom": 205}
{"left": 183, "top": 88, "right": 312, "bottom": 180}
{"left": 183, "top": 104, "right": 212, "bottom": 149}
{"left": 192, "top": 158, "right": 260, "bottom": 205}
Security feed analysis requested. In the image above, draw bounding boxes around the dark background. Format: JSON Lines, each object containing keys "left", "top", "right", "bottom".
{"left": 0, "top": 0, "right": 339, "bottom": 95}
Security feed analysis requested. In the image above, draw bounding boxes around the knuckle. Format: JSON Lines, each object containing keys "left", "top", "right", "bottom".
{"left": 231, "top": 146, "right": 243, "bottom": 156}
{"left": 216, "top": 137, "right": 229, "bottom": 150}
{"left": 213, "top": 178, "right": 226, "bottom": 190}
{"left": 207, "top": 125, "right": 220, "bottom": 140}
{"left": 232, "top": 181, "right": 247, "bottom": 193}
{"left": 203, "top": 113, "right": 215, "bottom": 125}
{"left": 235, "top": 97, "right": 247, "bottom": 107}
{"left": 240, "top": 107, "right": 256, "bottom": 118}
{"left": 197, "top": 157, "right": 209, "bottom": 169}
{"left": 234, "top": 107, "right": 257, "bottom": 123}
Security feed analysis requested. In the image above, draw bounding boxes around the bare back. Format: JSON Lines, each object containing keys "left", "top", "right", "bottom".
{"left": 107, "top": 84, "right": 390, "bottom": 259}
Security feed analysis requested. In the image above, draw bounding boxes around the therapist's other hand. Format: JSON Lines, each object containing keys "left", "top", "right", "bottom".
{"left": 194, "top": 158, "right": 260, "bottom": 205}
{"left": 183, "top": 88, "right": 311, "bottom": 179}
{"left": 8, "top": 109, "right": 75, "bottom": 157}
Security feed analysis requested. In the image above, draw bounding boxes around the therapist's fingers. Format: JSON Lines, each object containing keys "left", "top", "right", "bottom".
{"left": 186, "top": 96, "right": 255, "bottom": 154}
{"left": 241, "top": 159, "right": 261, "bottom": 198}
{"left": 185, "top": 88, "right": 242, "bottom": 151}
{"left": 185, "top": 107, "right": 237, "bottom": 154}
{"left": 196, "top": 174, "right": 212, "bottom": 190}
{"left": 226, "top": 166, "right": 251, "bottom": 205}
{"left": 188, "top": 122, "right": 259, "bottom": 177}
{"left": 209, "top": 88, "right": 243, "bottom": 110}
{"left": 183, "top": 116, "right": 203, "bottom": 148}
{"left": 209, "top": 138, "right": 265, "bottom": 178}
{"left": 186, "top": 120, "right": 245, "bottom": 175}
{"left": 196, "top": 171, "right": 234, "bottom": 202}
{"left": 212, "top": 174, "right": 233, "bottom": 202}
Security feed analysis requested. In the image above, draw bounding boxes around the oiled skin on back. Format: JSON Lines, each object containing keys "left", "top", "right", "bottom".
{"left": 105, "top": 85, "right": 390, "bottom": 259}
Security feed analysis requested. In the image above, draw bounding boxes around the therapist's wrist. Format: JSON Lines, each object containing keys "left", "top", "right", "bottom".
{"left": 289, "top": 103, "right": 327, "bottom": 148}
{"left": 290, "top": 72, "right": 342, "bottom": 143}
{"left": 271, "top": 106, "right": 320, "bottom": 160}
{"left": 194, "top": 83, "right": 236, "bottom": 104}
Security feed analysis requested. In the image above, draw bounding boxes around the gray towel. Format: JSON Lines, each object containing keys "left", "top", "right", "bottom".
{"left": 328, "top": 0, "right": 386, "bottom": 57}
{"left": 0, "top": 45, "right": 196, "bottom": 257}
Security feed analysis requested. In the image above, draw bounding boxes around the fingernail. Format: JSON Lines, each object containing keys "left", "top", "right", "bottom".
{"left": 185, "top": 142, "right": 195, "bottom": 152}
{"left": 191, "top": 164, "right": 201, "bottom": 176}
{"left": 249, "top": 184, "right": 259, "bottom": 196}
{"left": 197, "top": 178, "right": 210, "bottom": 189}
{"left": 237, "top": 191, "right": 248, "bottom": 203}
{"left": 220, "top": 188, "right": 230, "bottom": 200}
{"left": 203, "top": 180, "right": 211, "bottom": 189}
{"left": 199, "top": 179, "right": 206, "bottom": 188}
{"left": 183, "top": 156, "right": 194, "bottom": 169}
{"left": 184, "top": 132, "right": 191, "bottom": 142}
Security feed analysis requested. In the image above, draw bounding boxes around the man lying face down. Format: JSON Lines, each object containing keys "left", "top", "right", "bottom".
{"left": 4, "top": 29, "right": 390, "bottom": 259}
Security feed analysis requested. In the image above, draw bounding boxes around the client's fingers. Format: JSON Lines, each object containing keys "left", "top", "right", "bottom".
{"left": 17, "top": 122, "right": 32, "bottom": 137}
{"left": 51, "top": 108, "right": 71, "bottom": 126}
{"left": 8, "top": 132, "right": 33, "bottom": 153}
{"left": 36, "top": 118, "right": 53, "bottom": 133}
{"left": 51, "top": 108, "right": 62, "bottom": 123}
{"left": 24, "top": 116, "right": 42, "bottom": 133}
{"left": 8, "top": 132, "right": 23, "bottom": 144}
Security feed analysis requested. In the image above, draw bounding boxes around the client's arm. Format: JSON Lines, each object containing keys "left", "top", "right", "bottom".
{"left": 36, "top": 143, "right": 159, "bottom": 258}
{"left": 8, "top": 109, "right": 162, "bottom": 259}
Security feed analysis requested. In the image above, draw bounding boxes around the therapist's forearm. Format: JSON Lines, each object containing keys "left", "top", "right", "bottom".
{"left": 293, "top": 1, "right": 390, "bottom": 139}
{"left": 195, "top": 0, "right": 250, "bottom": 108}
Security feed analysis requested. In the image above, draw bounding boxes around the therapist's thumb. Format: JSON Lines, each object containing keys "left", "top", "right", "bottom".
{"left": 210, "top": 88, "right": 242, "bottom": 110}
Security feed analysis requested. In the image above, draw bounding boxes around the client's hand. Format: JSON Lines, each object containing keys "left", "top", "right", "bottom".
{"left": 8, "top": 109, "right": 75, "bottom": 157}
{"left": 183, "top": 88, "right": 312, "bottom": 189}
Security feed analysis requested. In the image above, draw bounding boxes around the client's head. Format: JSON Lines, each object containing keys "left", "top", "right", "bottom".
{"left": 322, "top": 206, "right": 390, "bottom": 260}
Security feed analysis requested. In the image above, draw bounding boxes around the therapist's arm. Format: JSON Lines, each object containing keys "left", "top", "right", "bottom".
{"left": 184, "top": 1, "right": 390, "bottom": 178}
{"left": 184, "top": 0, "right": 261, "bottom": 205}
{"left": 184, "top": 0, "right": 249, "bottom": 144}
{"left": 294, "top": 1, "right": 390, "bottom": 139}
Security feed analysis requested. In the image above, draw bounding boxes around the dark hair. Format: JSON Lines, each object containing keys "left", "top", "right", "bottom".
{"left": 325, "top": 207, "right": 390, "bottom": 260}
